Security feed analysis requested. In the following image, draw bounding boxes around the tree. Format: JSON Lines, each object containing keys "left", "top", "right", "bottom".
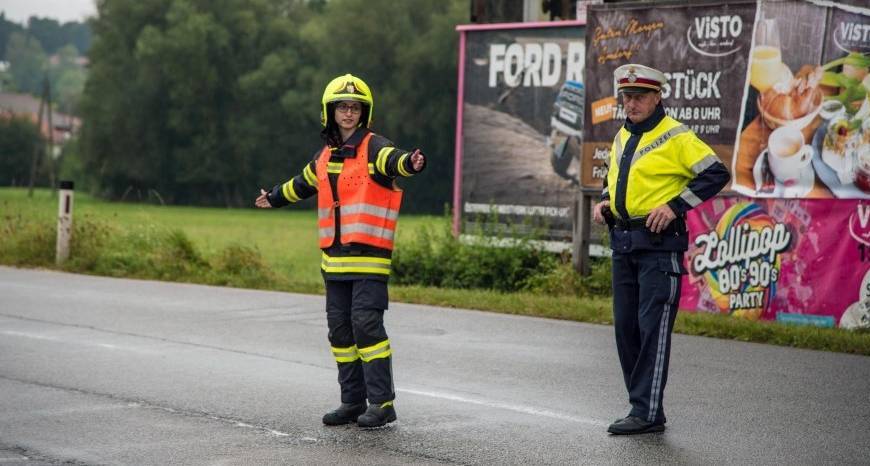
{"left": 49, "top": 45, "right": 86, "bottom": 114}
{"left": 80, "top": 0, "right": 316, "bottom": 205}
{"left": 79, "top": 0, "right": 465, "bottom": 211}
{"left": 5, "top": 31, "right": 47, "bottom": 94}
{"left": 303, "top": 0, "right": 464, "bottom": 211}
{"left": 0, "top": 116, "right": 41, "bottom": 186}
{"left": 0, "top": 13, "right": 25, "bottom": 61}
{"left": 27, "top": 17, "right": 92, "bottom": 55}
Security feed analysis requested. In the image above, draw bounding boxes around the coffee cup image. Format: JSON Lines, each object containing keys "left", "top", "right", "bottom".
{"left": 766, "top": 126, "right": 813, "bottom": 185}
{"left": 819, "top": 100, "right": 846, "bottom": 121}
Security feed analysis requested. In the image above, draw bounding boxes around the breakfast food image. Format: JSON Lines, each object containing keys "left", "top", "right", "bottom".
{"left": 823, "top": 117, "right": 858, "bottom": 160}
{"left": 758, "top": 66, "right": 823, "bottom": 129}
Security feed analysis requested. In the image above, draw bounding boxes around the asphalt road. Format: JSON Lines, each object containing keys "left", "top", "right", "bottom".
{"left": 1, "top": 266, "right": 869, "bottom": 465}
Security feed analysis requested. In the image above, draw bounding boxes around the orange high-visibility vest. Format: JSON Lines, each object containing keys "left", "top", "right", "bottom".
{"left": 316, "top": 133, "right": 403, "bottom": 250}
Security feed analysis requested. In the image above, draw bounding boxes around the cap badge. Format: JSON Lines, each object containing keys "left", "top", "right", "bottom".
{"left": 627, "top": 68, "right": 638, "bottom": 83}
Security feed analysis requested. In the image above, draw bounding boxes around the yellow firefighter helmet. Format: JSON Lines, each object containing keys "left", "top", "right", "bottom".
{"left": 321, "top": 73, "right": 373, "bottom": 127}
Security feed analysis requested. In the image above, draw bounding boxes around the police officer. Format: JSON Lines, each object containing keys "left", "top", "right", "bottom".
{"left": 255, "top": 74, "right": 425, "bottom": 428}
{"left": 593, "top": 64, "right": 730, "bottom": 435}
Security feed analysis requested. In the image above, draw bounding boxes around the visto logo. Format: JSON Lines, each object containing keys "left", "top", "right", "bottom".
{"left": 687, "top": 15, "right": 744, "bottom": 57}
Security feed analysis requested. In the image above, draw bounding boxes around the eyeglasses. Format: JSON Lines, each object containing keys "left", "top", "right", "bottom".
{"left": 335, "top": 103, "right": 362, "bottom": 114}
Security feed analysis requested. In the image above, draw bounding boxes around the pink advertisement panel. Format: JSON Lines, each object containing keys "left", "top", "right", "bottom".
{"left": 680, "top": 197, "right": 870, "bottom": 328}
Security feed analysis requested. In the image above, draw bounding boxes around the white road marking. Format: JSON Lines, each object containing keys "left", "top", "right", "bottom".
{"left": 398, "top": 387, "right": 606, "bottom": 427}
{"left": 0, "top": 330, "right": 151, "bottom": 354}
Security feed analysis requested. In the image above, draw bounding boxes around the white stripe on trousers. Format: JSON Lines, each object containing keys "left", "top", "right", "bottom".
{"left": 648, "top": 251, "right": 678, "bottom": 422}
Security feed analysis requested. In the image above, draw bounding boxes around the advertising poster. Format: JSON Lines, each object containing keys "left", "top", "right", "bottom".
{"left": 456, "top": 23, "right": 585, "bottom": 244}
{"left": 681, "top": 196, "right": 870, "bottom": 328}
{"left": 732, "top": 0, "right": 870, "bottom": 198}
{"left": 582, "top": 1, "right": 756, "bottom": 190}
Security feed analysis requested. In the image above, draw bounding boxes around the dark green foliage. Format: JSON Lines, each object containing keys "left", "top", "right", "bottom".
{"left": 393, "top": 215, "right": 557, "bottom": 292}
{"left": 393, "top": 215, "right": 613, "bottom": 296}
{"left": 4, "top": 31, "right": 46, "bottom": 94}
{"left": 397, "top": 235, "right": 554, "bottom": 292}
{"left": 523, "top": 258, "right": 613, "bottom": 297}
{"left": 0, "top": 116, "right": 41, "bottom": 186}
{"left": 26, "top": 17, "right": 91, "bottom": 55}
{"left": 77, "top": 0, "right": 464, "bottom": 212}
{"left": 0, "top": 13, "right": 25, "bottom": 61}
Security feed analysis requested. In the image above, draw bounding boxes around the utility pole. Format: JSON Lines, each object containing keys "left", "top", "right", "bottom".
{"left": 27, "top": 77, "right": 48, "bottom": 198}
{"left": 46, "top": 76, "right": 55, "bottom": 189}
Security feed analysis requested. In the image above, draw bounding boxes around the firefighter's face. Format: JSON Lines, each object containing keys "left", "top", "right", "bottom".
{"left": 621, "top": 91, "right": 661, "bottom": 124}
{"left": 334, "top": 101, "right": 362, "bottom": 130}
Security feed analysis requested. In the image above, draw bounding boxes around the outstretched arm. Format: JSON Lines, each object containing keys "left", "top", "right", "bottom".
{"left": 254, "top": 155, "right": 320, "bottom": 208}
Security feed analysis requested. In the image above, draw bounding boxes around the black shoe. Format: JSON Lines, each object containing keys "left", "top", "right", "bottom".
{"left": 322, "top": 402, "right": 367, "bottom": 426}
{"left": 357, "top": 401, "right": 397, "bottom": 428}
{"left": 607, "top": 415, "right": 665, "bottom": 435}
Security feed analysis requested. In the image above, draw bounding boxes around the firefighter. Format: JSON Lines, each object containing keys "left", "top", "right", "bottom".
{"left": 592, "top": 64, "right": 730, "bottom": 435}
{"left": 255, "top": 74, "right": 425, "bottom": 428}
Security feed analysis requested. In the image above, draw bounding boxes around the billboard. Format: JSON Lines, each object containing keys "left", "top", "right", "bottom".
{"left": 583, "top": 0, "right": 870, "bottom": 200}
{"left": 579, "top": 0, "right": 870, "bottom": 326}
{"left": 681, "top": 197, "right": 870, "bottom": 328}
{"left": 733, "top": 0, "right": 870, "bottom": 198}
{"left": 582, "top": 0, "right": 756, "bottom": 190}
{"left": 454, "top": 22, "right": 586, "bottom": 246}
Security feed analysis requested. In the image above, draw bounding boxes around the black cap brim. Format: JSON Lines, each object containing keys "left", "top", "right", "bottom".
{"left": 618, "top": 86, "right": 658, "bottom": 95}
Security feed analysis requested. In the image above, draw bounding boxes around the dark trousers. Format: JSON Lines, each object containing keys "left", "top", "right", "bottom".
{"left": 325, "top": 279, "right": 394, "bottom": 405}
{"left": 611, "top": 250, "right": 684, "bottom": 424}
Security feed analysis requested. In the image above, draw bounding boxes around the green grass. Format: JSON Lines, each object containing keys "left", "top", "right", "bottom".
{"left": 0, "top": 188, "right": 437, "bottom": 289}
{"left": 2, "top": 187, "right": 869, "bottom": 356}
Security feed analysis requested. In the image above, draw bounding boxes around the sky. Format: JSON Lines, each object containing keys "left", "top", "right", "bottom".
{"left": 0, "top": 0, "right": 96, "bottom": 24}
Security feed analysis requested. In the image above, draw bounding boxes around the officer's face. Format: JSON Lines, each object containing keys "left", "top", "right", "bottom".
{"left": 621, "top": 91, "right": 661, "bottom": 124}
{"left": 334, "top": 101, "right": 362, "bottom": 131}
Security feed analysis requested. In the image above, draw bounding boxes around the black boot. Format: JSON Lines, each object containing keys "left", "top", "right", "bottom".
{"left": 357, "top": 401, "right": 397, "bottom": 428}
{"left": 322, "top": 402, "right": 367, "bottom": 426}
{"left": 607, "top": 415, "right": 665, "bottom": 435}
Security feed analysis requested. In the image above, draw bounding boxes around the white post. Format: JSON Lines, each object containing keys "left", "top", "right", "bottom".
{"left": 56, "top": 180, "right": 74, "bottom": 265}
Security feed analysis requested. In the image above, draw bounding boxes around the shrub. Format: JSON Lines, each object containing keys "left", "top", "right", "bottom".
{"left": 522, "top": 258, "right": 612, "bottom": 297}
{"left": 393, "top": 213, "right": 560, "bottom": 293}
{"left": 0, "top": 212, "right": 54, "bottom": 266}
{"left": 393, "top": 210, "right": 613, "bottom": 297}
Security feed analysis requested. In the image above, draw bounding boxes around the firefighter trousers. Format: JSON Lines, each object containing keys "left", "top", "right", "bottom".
{"left": 611, "top": 250, "right": 685, "bottom": 424}
{"left": 325, "top": 279, "right": 394, "bottom": 405}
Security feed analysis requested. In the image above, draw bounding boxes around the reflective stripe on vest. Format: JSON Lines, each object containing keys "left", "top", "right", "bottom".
{"left": 320, "top": 252, "right": 391, "bottom": 275}
{"left": 315, "top": 133, "right": 403, "bottom": 250}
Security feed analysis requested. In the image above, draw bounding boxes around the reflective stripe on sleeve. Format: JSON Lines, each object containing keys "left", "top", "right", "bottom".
{"left": 690, "top": 154, "right": 721, "bottom": 175}
{"left": 303, "top": 164, "right": 318, "bottom": 188}
{"left": 397, "top": 153, "right": 411, "bottom": 177}
{"left": 376, "top": 147, "right": 393, "bottom": 176}
{"left": 679, "top": 188, "right": 703, "bottom": 207}
{"left": 281, "top": 181, "right": 299, "bottom": 202}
